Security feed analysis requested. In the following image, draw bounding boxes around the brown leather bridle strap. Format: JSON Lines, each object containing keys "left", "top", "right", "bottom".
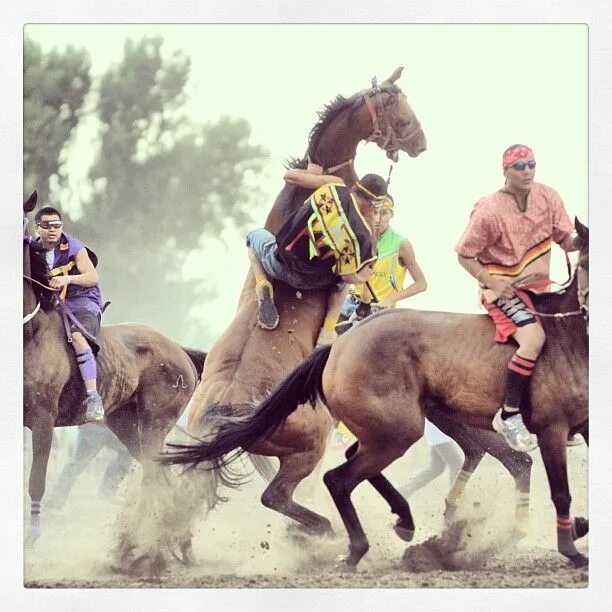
{"left": 364, "top": 93, "right": 382, "bottom": 139}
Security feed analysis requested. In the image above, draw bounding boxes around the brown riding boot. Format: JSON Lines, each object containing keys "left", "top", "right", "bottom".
{"left": 255, "top": 279, "right": 279, "bottom": 330}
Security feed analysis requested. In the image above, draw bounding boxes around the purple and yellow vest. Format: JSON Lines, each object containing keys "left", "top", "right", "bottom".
{"left": 39, "top": 233, "right": 103, "bottom": 315}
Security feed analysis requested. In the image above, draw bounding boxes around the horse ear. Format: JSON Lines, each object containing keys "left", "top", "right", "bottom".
{"left": 381, "top": 67, "right": 404, "bottom": 87}
{"left": 575, "top": 217, "right": 589, "bottom": 245}
{"left": 24, "top": 190, "right": 38, "bottom": 213}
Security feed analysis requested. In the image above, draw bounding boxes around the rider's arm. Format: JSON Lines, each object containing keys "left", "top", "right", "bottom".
{"left": 283, "top": 169, "right": 344, "bottom": 190}
{"left": 457, "top": 254, "right": 514, "bottom": 300}
{"left": 341, "top": 263, "right": 374, "bottom": 285}
{"left": 70, "top": 248, "right": 99, "bottom": 287}
{"left": 381, "top": 240, "right": 427, "bottom": 306}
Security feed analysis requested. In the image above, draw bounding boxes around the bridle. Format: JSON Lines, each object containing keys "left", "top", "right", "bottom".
{"left": 514, "top": 257, "right": 589, "bottom": 323}
{"left": 22, "top": 228, "right": 54, "bottom": 326}
{"left": 363, "top": 78, "right": 422, "bottom": 157}
{"left": 323, "top": 78, "right": 420, "bottom": 174}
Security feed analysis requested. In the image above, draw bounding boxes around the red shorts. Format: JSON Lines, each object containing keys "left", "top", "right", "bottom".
{"left": 482, "top": 290, "right": 541, "bottom": 343}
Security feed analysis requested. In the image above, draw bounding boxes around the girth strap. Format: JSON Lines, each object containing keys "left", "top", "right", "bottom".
{"left": 58, "top": 300, "right": 97, "bottom": 344}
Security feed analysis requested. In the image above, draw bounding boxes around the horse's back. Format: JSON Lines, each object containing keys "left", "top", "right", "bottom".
{"left": 95, "top": 323, "right": 198, "bottom": 411}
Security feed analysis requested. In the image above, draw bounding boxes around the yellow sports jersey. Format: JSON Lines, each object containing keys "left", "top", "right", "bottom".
{"left": 352, "top": 227, "right": 406, "bottom": 303}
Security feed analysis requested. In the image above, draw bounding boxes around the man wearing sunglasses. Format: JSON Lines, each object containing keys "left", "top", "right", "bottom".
{"left": 455, "top": 144, "right": 581, "bottom": 452}
{"left": 246, "top": 167, "right": 387, "bottom": 345}
{"left": 34, "top": 206, "right": 105, "bottom": 423}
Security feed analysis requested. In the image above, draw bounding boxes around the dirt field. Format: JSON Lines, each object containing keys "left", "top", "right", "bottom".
{"left": 23, "top": 430, "right": 588, "bottom": 589}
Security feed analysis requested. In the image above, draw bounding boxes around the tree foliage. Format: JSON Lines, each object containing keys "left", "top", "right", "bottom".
{"left": 69, "top": 36, "right": 269, "bottom": 344}
{"left": 23, "top": 36, "right": 92, "bottom": 203}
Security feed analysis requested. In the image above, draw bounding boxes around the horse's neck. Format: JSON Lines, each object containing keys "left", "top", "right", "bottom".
{"left": 538, "top": 276, "right": 587, "bottom": 352}
{"left": 314, "top": 110, "right": 367, "bottom": 174}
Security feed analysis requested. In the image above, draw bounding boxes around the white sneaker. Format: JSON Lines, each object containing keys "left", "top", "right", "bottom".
{"left": 492, "top": 409, "right": 538, "bottom": 452}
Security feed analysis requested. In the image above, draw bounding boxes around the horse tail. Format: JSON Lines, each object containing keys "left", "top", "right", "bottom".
{"left": 160, "top": 345, "right": 332, "bottom": 470}
{"left": 181, "top": 346, "right": 207, "bottom": 377}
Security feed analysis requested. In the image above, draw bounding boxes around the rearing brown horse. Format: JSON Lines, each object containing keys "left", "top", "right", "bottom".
{"left": 163, "top": 68, "right": 426, "bottom": 537}
{"left": 165, "top": 220, "right": 589, "bottom": 570}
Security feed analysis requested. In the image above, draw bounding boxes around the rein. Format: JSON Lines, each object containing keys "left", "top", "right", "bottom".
{"left": 22, "top": 273, "right": 98, "bottom": 341}
{"left": 23, "top": 301, "right": 41, "bottom": 325}
{"left": 22, "top": 274, "right": 54, "bottom": 325}
{"left": 510, "top": 255, "right": 588, "bottom": 320}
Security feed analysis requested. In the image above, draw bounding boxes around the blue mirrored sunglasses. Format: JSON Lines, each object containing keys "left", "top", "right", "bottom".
{"left": 511, "top": 160, "right": 536, "bottom": 171}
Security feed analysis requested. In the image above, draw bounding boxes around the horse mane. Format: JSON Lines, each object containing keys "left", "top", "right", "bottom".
{"left": 305, "top": 85, "right": 402, "bottom": 166}
{"left": 27, "top": 242, "right": 56, "bottom": 311}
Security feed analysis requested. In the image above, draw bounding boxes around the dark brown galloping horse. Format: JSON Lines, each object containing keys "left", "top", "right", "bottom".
{"left": 23, "top": 192, "right": 205, "bottom": 567}
{"left": 162, "top": 68, "right": 427, "bottom": 538}
{"left": 165, "top": 220, "right": 589, "bottom": 570}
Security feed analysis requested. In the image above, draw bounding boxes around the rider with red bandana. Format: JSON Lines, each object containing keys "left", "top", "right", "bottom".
{"left": 455, "top": 144, "right": 581, "bottom": 452}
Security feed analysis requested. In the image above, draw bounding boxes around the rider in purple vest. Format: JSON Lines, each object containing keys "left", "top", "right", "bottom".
{"left": 34, "top": 206, "right": 105, "bottom": 422}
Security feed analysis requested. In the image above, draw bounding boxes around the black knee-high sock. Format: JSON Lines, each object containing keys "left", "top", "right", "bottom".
{"left": 501, "top": 353, "right": 536, "bottom": 420}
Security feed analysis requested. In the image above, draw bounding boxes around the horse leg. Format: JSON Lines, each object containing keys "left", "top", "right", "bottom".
{"left": 26, "top": 411, "right": 54, "bottom": 547}
{"left": 483, "top": 435, "right": 533, "bottom": 536}
{"left": 324, "top": 440, "right": 407, "bottom": 568}
{"left": 344, "top": 442, "right": 415, "bottom": 542}
{"left": 48, "top": 424, "right": 105, "bottom": 509}
{"left": 249, "top": 452, "right": 279, "bottom": 484}
{"left": 260, "top": 452, "right": 333, "bottom": 536}
{"left": 579, "top": 423, "right": 589, "bottom": 446}
{"left": 538, "top": 425, "right": 588, "bottom": 568}
{"left": 442, "top": 445, "right": 484, "bottom": 522}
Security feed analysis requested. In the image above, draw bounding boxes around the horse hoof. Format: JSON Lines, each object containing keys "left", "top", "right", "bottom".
{"left": 393, "top": 522, "right": 415, "bottom": 542}
{"left": 568, "top": 553, "right": 588, "bottom": 569}
{"left": 333, "top": 553, "right": 357, "bottom": 572}
{"left": 572, "top": 517, "right": 589, "bottom": 540}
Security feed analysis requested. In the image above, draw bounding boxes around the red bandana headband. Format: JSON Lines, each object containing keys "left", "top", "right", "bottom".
{"left": 503, "top": 145, "right": 534, "bottom": 168}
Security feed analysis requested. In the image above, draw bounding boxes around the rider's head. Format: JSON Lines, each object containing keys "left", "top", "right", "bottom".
{"left": 351, "top": 173, "right": 388, "bottom": 217}
{"left": 373, "top": 194, "right": 394, "bottom": 235}
{"left": 35, "top": 206, "right": 63, "bottom": 250}
{"left": 502, "top": 144, "right": 536, "bottom": 193}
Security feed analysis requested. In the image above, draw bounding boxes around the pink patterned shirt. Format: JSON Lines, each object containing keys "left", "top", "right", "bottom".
{"left": 455, "top": 182, "right": 575, "bottom": 298}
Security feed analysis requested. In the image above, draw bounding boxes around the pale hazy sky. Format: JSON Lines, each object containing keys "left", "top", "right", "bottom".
{"left": 8, "top": 6, "right": 612, "bottom": 610}
{"left": 26, "top": 23, "right": 588, "bottom": 338}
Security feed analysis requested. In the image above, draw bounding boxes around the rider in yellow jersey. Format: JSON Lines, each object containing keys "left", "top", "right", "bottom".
{"left": 337, "top": 193, "right": 427, "bottom": 325}
{"left": 331, "top": 193, "right": 427, "bottom": 449}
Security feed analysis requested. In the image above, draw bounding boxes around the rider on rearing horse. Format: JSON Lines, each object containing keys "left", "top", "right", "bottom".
{"left": 34, "top": 206, "right": 105, "bottom": 423}
{"left": 246, "top": 167, "right": 388, "bottom": 344}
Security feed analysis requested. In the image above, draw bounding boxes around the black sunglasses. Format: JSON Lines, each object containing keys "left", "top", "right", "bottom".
{"left": 511, "top": 160, "right": 536, "bottom": 171}
{"left": 37, "top": 220, "right": 63, "bottom": 230}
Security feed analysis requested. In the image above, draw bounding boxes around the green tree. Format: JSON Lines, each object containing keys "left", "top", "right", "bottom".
{"left": 71, "top": 37, "right": 268, "bottom": 345}
{"left": 23, "top": 36, "right": 91, "bottom": 203}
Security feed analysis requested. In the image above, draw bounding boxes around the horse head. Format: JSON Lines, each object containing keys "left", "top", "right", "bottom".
{"left": 24, "top": 190, "right": 37, "bottom": 214}
{"left": 23, "top": 191, "right": 55, "bottom": 321}
{"left": 375, "top": 67, "right": 427, "bottom": 161}
{"left": 267, "top": 69, "right": 426, "bottom": 230}
{"left": 575, "top": 217, "right": 589, "bottom": 320}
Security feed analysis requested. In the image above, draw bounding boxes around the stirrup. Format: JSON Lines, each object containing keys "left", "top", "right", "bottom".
{"left": 255, "top": 279, "right": 279, "bottom": 330}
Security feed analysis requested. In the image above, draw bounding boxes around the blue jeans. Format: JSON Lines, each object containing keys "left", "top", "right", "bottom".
{"left": 340, "top": 294, "right": 361, "bottom": 319}
{"left": 246, "top": 228, "right": 344, "bottom": 291}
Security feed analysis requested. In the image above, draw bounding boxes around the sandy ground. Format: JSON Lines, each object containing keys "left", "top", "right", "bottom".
{"left": 23, "top": 429, "right": 588, "bottom": 588}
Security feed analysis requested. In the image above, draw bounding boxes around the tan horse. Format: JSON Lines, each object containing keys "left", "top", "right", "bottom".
{"left": 164, "top": 220, "right": 589, "bottom": 570}
{"left": 163, "top": 68, "right": 426, "bottom": 537}
{"left": 23, "top": 192, "right": 206, "bottom": 571}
